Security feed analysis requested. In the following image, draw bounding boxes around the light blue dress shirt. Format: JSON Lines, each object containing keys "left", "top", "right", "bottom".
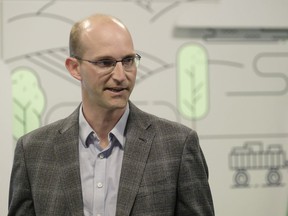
{"left": 78, "top": 105, "right": 129, "bottom": 216}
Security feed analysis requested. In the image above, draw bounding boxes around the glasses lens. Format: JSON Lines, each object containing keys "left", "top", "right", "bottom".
{"left": 121, "top": 55, "right": 141, "bottom": 71}
{"left": 96, "top": 59, "right": 115, "bottom": 68}
{"left": 122, "top": 57, "right": 134, "bottom": 68}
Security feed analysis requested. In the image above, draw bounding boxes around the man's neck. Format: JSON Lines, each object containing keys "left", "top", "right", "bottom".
{"left": 82, "top": 103, "right": 126, "bottom": 141}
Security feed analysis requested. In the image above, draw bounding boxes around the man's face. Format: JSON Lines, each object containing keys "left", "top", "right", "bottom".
{"left": 78, "top": 20, "right": 137, "bottom": 112}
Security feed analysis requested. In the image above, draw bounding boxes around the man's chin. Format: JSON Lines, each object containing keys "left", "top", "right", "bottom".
{"left": 108, "top": 100, "right": 128, "bottom": 110}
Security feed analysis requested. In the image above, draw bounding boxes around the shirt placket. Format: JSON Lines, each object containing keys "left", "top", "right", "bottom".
{"left": 93, "top": 150, "right": 106, "bottom": 216}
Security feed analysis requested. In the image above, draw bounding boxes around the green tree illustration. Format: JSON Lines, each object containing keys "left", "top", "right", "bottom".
{"left": 177, "top": 43, "right": 209, "bottom": 120}
{"left": 12, "top": 68, "right": 45, "bottom": 141}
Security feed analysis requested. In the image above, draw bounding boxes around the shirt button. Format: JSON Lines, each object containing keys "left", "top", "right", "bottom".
{"left": 99, "top": 154, "right": 104, "bottom": 159}
{"left": 97, "top": 182, "right": 103, "bottom": 188}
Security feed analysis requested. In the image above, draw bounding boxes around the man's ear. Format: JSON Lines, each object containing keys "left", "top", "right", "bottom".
{"left": 65, "top": 57, "right": 82, "bottom": 81}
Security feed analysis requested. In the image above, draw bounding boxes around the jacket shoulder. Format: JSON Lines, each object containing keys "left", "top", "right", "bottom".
{"left": 129, "top": 102, "right": 194, "bottom": 136}
{"left": 18, "top": 106, "right": 80, "bottom": 147}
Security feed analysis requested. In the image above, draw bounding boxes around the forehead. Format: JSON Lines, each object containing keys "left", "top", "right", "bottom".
{"left": 80, "top": 18, "right": 134, "bottom": 57}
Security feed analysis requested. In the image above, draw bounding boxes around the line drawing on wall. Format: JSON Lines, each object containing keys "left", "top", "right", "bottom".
{"left": 229, "top": 141, "right": 288, "bottom": 188}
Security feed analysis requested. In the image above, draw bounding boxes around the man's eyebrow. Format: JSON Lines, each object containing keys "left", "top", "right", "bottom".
{"left": 93, "top": 56, "right": 114, "bottom": 60}
{"left": 124, "top": 54, "right": 136, "bottom": 58}
{"left": 95, "top": 54, "right": 136, "bottom": 60}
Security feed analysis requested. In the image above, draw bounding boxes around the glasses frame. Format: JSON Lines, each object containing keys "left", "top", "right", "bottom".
{"left": 73, "top": 53, "right": 141, "bottom": 73}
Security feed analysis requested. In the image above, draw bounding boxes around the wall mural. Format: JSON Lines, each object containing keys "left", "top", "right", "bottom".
{"left": 2, "top": 0, "right": 288, "bottom": 216}
{"left": 229, "top": 142, "right": 288, "bottom": 187}
{"left": 12, "top": 67, "right": 45, "bottom": 141}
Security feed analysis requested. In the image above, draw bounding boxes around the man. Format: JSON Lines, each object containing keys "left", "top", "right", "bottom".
{"left": 8, "top": 14, "right": 214, "bottom": 216}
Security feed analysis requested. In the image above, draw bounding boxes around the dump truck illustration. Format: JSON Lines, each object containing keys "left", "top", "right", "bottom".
{"left": 229, "top": 141, "right": 288, "bottom": 186}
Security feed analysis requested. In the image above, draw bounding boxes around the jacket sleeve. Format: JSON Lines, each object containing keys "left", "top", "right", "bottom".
{"left": 175, "top": 130, "right": 215, "bottom": 216}
{"left": 8, "top": 138, "right": 36, "bottom": 216}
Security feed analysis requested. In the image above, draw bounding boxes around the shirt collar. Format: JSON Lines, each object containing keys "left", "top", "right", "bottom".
{"left": 79, "top": 104, "right": 130, "bottom": 149}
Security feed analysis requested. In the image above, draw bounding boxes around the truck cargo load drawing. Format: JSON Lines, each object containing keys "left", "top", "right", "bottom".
{"left": 229, "top": 141, "right": 288, "bottom": 187}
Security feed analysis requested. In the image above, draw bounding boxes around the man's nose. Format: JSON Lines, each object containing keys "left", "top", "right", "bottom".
{"left": 111, "top": 62, "right": 126, "bottom": 81}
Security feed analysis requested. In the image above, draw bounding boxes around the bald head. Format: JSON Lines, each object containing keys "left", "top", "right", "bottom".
{"left": 69, "top": 14, "right": 132, "bottom": 58}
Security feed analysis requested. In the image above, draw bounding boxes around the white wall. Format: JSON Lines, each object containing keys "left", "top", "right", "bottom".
{"left": 1, "top": 0, "right": 288, "bottom": 215}
{"left": 0, "top": 60, "right": 13, "bottom": 215}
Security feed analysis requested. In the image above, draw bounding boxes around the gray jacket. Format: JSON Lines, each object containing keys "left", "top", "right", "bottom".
{"left": 8, "top": 102, "right": 214, "bottom": 216}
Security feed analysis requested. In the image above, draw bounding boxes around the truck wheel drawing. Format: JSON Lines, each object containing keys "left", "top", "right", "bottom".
{"left": 229, "top": 141, "right": 287, "bottom": 187}
{"left": 266, "top": 168, "right": 281, "bottom": 185}
{"left": 234, "top": 169, "right": 249, "bottom": 186}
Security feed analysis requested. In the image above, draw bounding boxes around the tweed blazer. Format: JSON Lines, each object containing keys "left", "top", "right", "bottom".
{"left": 8, "top": 101, "right": 214, "bottom": 216}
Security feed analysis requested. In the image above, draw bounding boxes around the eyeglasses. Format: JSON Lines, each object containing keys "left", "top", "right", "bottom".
{"left": 73, "top": 54, "right": 141, "bottom": 73}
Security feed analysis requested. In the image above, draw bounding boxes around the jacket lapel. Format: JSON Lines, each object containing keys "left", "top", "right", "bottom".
{"left": 54, "top": 107, "right": 84, "bottom": 216}
{"left": 116, "top": 103, "right": 155, "bottom": 216}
